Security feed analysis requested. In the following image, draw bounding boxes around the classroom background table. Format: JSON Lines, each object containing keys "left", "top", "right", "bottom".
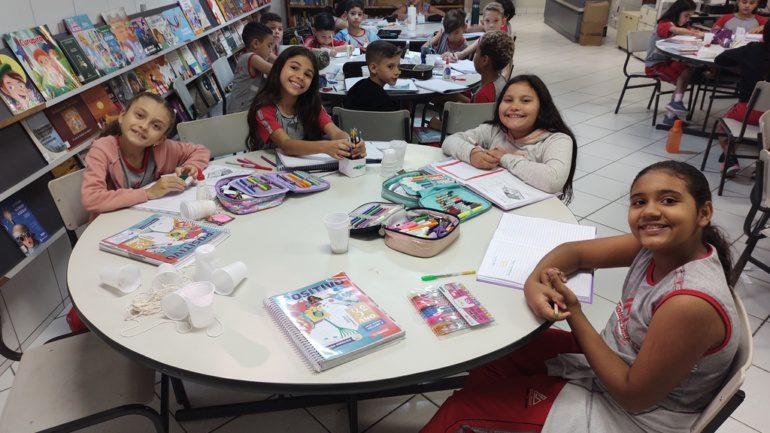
{"left": 67, "top": 145, "right": 576, "bottom": 425}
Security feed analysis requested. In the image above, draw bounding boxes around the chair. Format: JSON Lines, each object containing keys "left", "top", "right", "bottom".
{"left": 700, "top": 81, "right": 770, "bottom": 195}
{"left": 342, "top": 61, "right": 367, "bottom": 79}
{"left": 48, "top": 169, "right": 88, "bottom": 248}
{"left": 762, "top": 108, "right": 770, "bottom": 150}
{"left": 211, "top": 57, "right": 235, "bottom": 115}
{"left": 332, "top": 107, "right": 412, "bottom": 142}
{"left": 177, "top": 111, "right": 249, "bottom": 158}
{"left": 690, "top": 292, "right": 753, "bottom": 433}
{"left": 173, "top": 78, "right": 198, "bottom": 120}
{"left": 730, "top": 149, "right": 770, "bottom": 287}
{"left": 615, "top": 31, "right": 661, "bottom": 117}
{"left": 440, "top": 102, "right": 496, "bottom": 142}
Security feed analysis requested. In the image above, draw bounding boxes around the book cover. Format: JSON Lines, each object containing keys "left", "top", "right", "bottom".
{"left": 167, "top": 50, "right": 191, "bottom": 80}
{"left": 207, "top": 31, "right": 229, "bottom": 57}
{"left": 51, "top": 156, "right": 81, "bottom": 178}
{"left": 96, "top": 25, "right": 130, "bottom": 69}
{"left": 264, "top": 272, "right": 405, "bottom": 372}
{"left": 204, "top": 0, "right": 227, "bottom": 25}
{"left": 162, "top": 7, "right": 196, "bottom": 43}
{"left": 64, "top": 15, "right": 122, "bottom": 75}
{"left": 4, "top": 26, "right": 81, "bottom": 100}
{"left": 54, "top": 35, "right": 101, "bottom": 84}
{"left": 129, "top": 17, "right": 161, "bottom": 56}
{"left": 106, "top": 73, "right": 137, "bottom": 106}
{"left": 99, "top": 213, "right": 230, "bottom": 267}
{"left": 215, "top": 0, "right": 236, "bottom": 20}
{"left": 135, "top": 60, "right": 170, "bottom": 95}
{"left": 189, "top": 0, "right": 213, "bottom": 29}
{"left": 102, "top": 8, "right": 145, "bottom": 64}
{"left": 0, "top": 197, "right": 51, "bottom": 256}
{"left": 155, "top": 56, "right": 179, "bottom": 88}
{"left": 222, "top": 27, "right": 239, "bottom": 51}
{"left": 80, "top": 85, "right": 120, "bottom": 129}
{"left": 178, "top": 45, "right": 202, "bottom": 75}
{"left": 44, "top": 95, "right": 99, "bottom": 146}
{"left": 178, "top": 0, "right": 206, "bottom": 35}
{"left": 145, "top": 14, "right": 179, "bottom": 50}
{"left": 189, "top": 41, "right": 211, "bottom": 71}
{"left": 0, "top": 48, "right": 46, "bottom": 115}
{"left": 21, "top": 111, "right": 70, "bottom": 162}
{"left": 196, "top": 73, "right": 219, "bottom": 106}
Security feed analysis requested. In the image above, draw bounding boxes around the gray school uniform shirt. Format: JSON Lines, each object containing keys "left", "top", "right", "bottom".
{"left": 542, "top": 247, "right": 739, "bottom": 433}
{"left": 227, "top": 52, "right": 265, "bottom": 113}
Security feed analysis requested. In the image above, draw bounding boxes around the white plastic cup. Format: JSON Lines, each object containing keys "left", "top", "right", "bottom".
{"left": 100, "top": 264, "right": 142, "bottom": 293}
{"left": 182, "top": 281, "right": 216, "bottom": 328}
{"left": 389, "top": 141, "right": 407, "bottom": 167}
{"left": 194, "top": 244, "right": 219, "bottom": 282}
{"left": 180, "top": 200, "right": 217, "bottom": 220}
{"left": 152, "top": 263, "right": 184, "bottom": 290}
{"left": 703, "top": 32, "right": 714, "bottom": 46}
{"left": 211, "top": 261, "right": 247, "bottom": 295}
{"left": 324, "top": 213, "right": 350, "bottom": 254}
{"left": 426, "top": 54, "right": 439, "bottom": 67}
{"left": 161, "top": 291, "right": 188, "bottom": 320}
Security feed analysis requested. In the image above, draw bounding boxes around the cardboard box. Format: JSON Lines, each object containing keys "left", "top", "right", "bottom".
{"left": 616, "top": 10, "right": 641, "bottom": 49}
{"left": 639, "top": 5, "right": 657, "bottom": 26}
{"left": 637, "top": 22, "right": 655, "bottom": 31}
{"left": 580, "top": 1, "right": 610, "bottom": 46}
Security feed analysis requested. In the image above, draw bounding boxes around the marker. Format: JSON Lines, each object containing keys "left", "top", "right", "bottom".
{"left": 421, "top": 270, "right": 476, "bottom": 282}
{"left": 261, "top": 155, "right": 278, "bottom": 167}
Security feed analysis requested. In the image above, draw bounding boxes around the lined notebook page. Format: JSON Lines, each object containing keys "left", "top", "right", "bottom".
{"left": 478, "top": 213, "right": 597, "bottom": 303}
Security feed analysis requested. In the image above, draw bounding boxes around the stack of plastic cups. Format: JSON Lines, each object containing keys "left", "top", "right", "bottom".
{"left": 380, "top": 148, "right": 401, "bottom": 179}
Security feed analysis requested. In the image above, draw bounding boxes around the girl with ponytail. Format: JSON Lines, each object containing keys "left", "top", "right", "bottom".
{"left": 423, "top": 161, "right": 739, "bottom": 433}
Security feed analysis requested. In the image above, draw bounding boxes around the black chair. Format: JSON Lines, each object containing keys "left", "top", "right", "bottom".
{"left": 342, "top": 61, "right": 368, "bottom": 79}
{"left": 615, "top": 31, "right": 661, "bottom": 117}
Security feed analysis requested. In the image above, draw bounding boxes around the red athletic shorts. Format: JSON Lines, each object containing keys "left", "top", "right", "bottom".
{"left": 645, "top": 61, "right": 689, "bottom": 84}
{"left": 725, "top": 101, "right": 762, "bottom": 125}
{"left": 420, "top": 328, "right": 582, "bottom": 433}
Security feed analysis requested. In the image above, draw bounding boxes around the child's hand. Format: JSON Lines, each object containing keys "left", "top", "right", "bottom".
{"left": 323, "top": 139, "right": 355, "bottom": 160}
{"left": 146, "top": 176, "right": 186, "bottom": 200}
{"left": 750, "top": 25, "right": 764, "bottom": 34}
{"left": 351, "top": 139, "right": 367, "bottom": 159}
{"left": 175, "top": 165, "right": 199, "bottom": 179}
{"left": 469, "top": 147, "right": 499, "bottom": 169}
{"left": 524, "top": 267, "right": 569, "bottom": 321}
{"left": 441, "top": 52, "right": 457, "bottom": 63}
{"left": 549, "top": 271, "right": 581, "bottom": 315}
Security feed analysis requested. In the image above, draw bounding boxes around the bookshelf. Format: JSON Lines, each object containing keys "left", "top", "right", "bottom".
{"left": 286, "top": 1, "right": 464, "bottom": 27}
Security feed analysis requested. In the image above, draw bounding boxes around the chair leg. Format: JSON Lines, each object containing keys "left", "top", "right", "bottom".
{"left": 170, "top": 377, "right": 192, "bottom": 409}
{"left": 730, "top": 212, "right": 770, "bottom": 287}
{"left": 161, "top": 374, "right": 170, "bottom": 433}
{"left": 615, "top": 77, "right": 631, "bottom": 114}
{"left": 652, "top": 85, "right": 662, "bottom": 126}
{"left": 646, "top": 80, "right": 658, "bottom": 109}
{"left": 347, "top": 396, "right": 359, "bottom": 433}
{"left": 701, "top": 122, "right": 720, "bottom": 171}
{"left": 718, "top": 138, "right": 734, "bottom": 196}
{"left": 43, "top": 404, "right": 166, "bottom": 433}
{"left": 686, "top": 83, "right": 696, "bottom": 121}
{"left": 702, "top": 90, "right": 718, "bottom": 132}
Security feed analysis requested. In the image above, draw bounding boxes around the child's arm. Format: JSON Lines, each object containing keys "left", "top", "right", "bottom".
{"left": 442, "top": 124, "right": 499, "bottom": 169}
{"left": 710, "top": 14, "right": 730, "bottom": 31}
{"left": 248, "top": 53, "right": 272, "bottom": 76}
{"left": 455, "top": 39, "right": 478, "bottom": 60}
{"left": 272, "top": 129, "right": 355, "bottom": 159}
{"left": 427, "top": 4, "right": 445, "bottom": 16}
{"left": 489, "top": 133, "right": 573, "bottom": 193}
{"left": 324, "top": 122, "right": 366, "bottom": 158}
{"left": 661, "top": 20, "right": 704, "bottom": 38}
{"left": 424, "top": 28, "right": 443, "bottom": 51}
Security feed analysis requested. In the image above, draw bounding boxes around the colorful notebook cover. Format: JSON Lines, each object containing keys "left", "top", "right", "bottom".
{"left": 80, "top": 85, "right": 120, "bottom": 129}
{"left": 178, "top": 0, "right": 207, "bottom": 35}
{"left": 0, "top": 197, "right": 51, "bottom": 256}
{"left": 102, "top": 8, "right": 146, "bottom": 63}
{"left": 145, "top": 14, "right": 179, "bottom": 50}
{"left": 64, "top": 15, "right": 122, "bottom": 75}
{"left": 4, "top": 26, "right": 81, "bottom": 100}
{"left": 54, "top": 34, "right": 101, "bottom": 84}
{"left": 162, "top": 7, "right": 196, "bottom": 43}
{"left": 264, "top": 272, "right": 405, "bottom": 372}
{"left": 129, "top": 17, "right": 162, "bottom": 56}
{"left": 21, "top": 111, "right": 70, "bottom": 162}
{"left": 43, "top": 95, "right": 99, "bottom": 146}
{"left": 99, "top": 213, "right": 230, "bottom": 267}
{"left": 0, "top": 48, "right": 45, "bottom": 114}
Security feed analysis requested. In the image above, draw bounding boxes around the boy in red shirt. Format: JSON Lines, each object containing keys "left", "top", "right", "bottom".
{"left": 304, "top": 13, "right": 348, "bottom": 57}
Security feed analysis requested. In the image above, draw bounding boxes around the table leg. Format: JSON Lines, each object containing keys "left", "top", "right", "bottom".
{"left": 348, "top": 395, "right": 359, "bottom": 433}
{"left": 170, "top": 377, "right": 192, "bottom": 409}
{"left": 160, "top": 374, "right": 170, "bottom": 433}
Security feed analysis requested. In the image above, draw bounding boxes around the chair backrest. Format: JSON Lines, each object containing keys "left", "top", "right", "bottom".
{"left": 332, "top": 107, "right": 412, "bottom": 142}
{"left": 211, "top": 57, "right": 235, "bottom": 92}
{"left": 759, "top": 109, "right": 770, "bottom": 150}
{"left": 172, "top": 78, "right": 196, "bottom": 119}
{"left": 177, "top": 111, "right": 249, "bottom": 158}
{"left": 47, "top": 169, "right": 88, "bottom": 233}
{"left": 747, "top": 81, "right": 770, "bottom": 113}
{"left": 761, "top": 149, "right": 770, "bottom": 208}
{"left": 440, "top": 102, "right": 496, "bottom": 142}
{"left": 627, "top": 31, "right": 652, "bottom": 53}
{"left": 342, "top": 61, "right": 367, "bottom": 79}
{"left": 690, "top": 293, "right": 754, "bottom": 433}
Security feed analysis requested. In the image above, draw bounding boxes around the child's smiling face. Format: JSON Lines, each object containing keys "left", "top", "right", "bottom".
{"left": 280, "top": 54, "right": 315, "bottom": 97}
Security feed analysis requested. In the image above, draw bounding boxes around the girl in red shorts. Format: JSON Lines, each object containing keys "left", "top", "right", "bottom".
{"left": 643, "top": 0, "right": 704, "bottom": 126}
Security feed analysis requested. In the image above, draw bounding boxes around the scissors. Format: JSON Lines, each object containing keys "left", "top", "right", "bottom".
{"left": 235, "top": 157, "right": 273, "bottom": 170}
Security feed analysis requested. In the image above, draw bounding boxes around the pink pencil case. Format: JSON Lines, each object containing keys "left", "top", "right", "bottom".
{"left": 383, "top": 208, "right": 460, "bottom": 258}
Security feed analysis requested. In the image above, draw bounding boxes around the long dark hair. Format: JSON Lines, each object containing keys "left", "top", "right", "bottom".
{"left": 658, "top": 0, "right": 696, "bottom": 24}
{"left": 246, "top": 46, "right": 321, "bottom": 151}
{"left": 100, "top": 92, "right": 176, "bottom": 138}
{"left": 632, "top": 161, "right": 734, "bottom": 287}
{"left": 488, "top": 74, "right": 577, "bottom": 203}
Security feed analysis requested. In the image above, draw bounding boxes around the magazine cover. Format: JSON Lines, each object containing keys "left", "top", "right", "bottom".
{"left": 162, "top": 7, "right": 196, "bottom": 43}
{"left": 167, "top": 51, "right": 191, "bottom": 80}
{"left": 102, "top": 8, "right": 145, "bottom": 63}
{"left": 54, "top": 35, "right": 101, "bottom": 84}
{"left": 44, "top": 95, "right": 99, "bottom": 146}
{"left": 215, "top": 0, "right": 236, "bottom": 20}
{"left": 96, "top": 26, "right": 130, "bottom": 69}
{"left": 178, "top": 0, "right": 206, "bottom": 35}
{"left": 4, "top": 26, "right": 81, "bottom": 100}
{"left": 80, "top": 85, "right": 120, "bottom": 129}
{"left": 222, "top": 27, "right": 240, "bottom": 51}
{"left": 189, "top": 40, "right": 212, "bottom": 70}
{"left": 21, "top": 111, "right": 70, "bottom": 162}
{"left": 129, "top": 17, "right": 161, "bottom": 56}
{"left": 205, "top": 0, "right": 227, "bottom": 24}
{"left": 155, "top": 56, "right": 179, "bottom": 88}
{"left": 178, "top": 45, "right": 202, "bottom": 75}
{"left": 145, "top": 14, "right": 179, "bottom": 50}
{"left": 135, "top": 60, "right": 169, "bottom": 95}
{"left": 0, "top": 48, "right": 45, "bottom": 114}
{"left": 190, "top": 0, "right": 213, "bottom": 29}
{"left": 1, "top": 197, "right": 51, "bottom": 256}
{"left": 208, "top": 30, "right": 231, "bottom": 57}
{"left": 64, "top": 15, "right": 122, "bottom": 75}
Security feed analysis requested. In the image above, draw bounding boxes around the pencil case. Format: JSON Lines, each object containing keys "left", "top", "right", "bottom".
{"left": 382, "top": 170, "right": 434, "bottom": 207}
{"left": 348, "top": 202, "right": 406, "bottom": 235}
{"left": 419, "top": 186, "right": 491, "bottom": 223}
{"left": 382, "top": 208, "right": 460, "bottom": 257}
{"left": 215, "top": 175, "right": 287, "bottom": 214}
{"left": 261, "top": 171, "right": 330, "bottom": 193}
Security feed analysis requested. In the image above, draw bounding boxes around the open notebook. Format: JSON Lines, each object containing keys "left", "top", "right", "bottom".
{"left": 277, "top": 141, "right": 393, "bottom": 171}
{"left": 478, "top": 214, "right": 596, "bottom": 303}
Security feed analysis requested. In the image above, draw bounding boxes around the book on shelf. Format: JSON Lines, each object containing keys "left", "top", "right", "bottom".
{"left": 204, "top": 0, "right": 227, "bottom": 24}
{"left": 44, "top": 95, "right": 99, "bottom": 147}
{"left": 145, "top": 14, "right": 179, "bottom": 50}
{"left": 428, "top": 159, "right": 555, "bottom": 211}
{"left": 168, "top": 96, "right": 192, "bottom": 122}
{"left": 215, "top": 0, "right": 238, "bottom": 20}
{"left": 264, "top": 272, "right": 405, "bottom": 372}
{"left": 54, "top": 34, "right": 101, "bottom": 84}
{"left": 21, "top": 111, "right": 70, "bottom": 162}
{"left": 102, "top": 8, "right": 146, "bottom": 64}
{"left": 192, "top": 0, "right": 214, "bottom": 29}
{"left": 96, "top": 25, "right": 131, "bottom": 69}
{"left": 207, "top": 30, "right": 232, "bottom": 57}
{"left": 178, "top": 0, "right": 208, "bottom": 35}
{"left": 167, "top": 50, "right": 192, "bottom": 80}
{"left": 0, "top": 197, "right": 51, "bottom": 257}
{"left": 63, "top": 15, "right": 123, "bottom": 75}
{"left": 135, "top": 60, "right": 172, "bottom": 95}
{"left": 221, "top": 27, "right": 240, "bottom": 51}
{"left": 106, "top": 71, "right": 140, "bottom": 107}
{"left": 129, "top": 17, "right": 162, "bottom": 56}
{"left": 178, "top": 45, "right": 202, "bottom": 75}
{"left": 99, "top": 213, "right": 230, "bottom": 267}
{"left": 190, "top": 40, "right": 212, "bottom": 70}
{"left": 478, "top": 213, "right": 596, "bottom": 303}
{"left": 0, "top": 48, "right": 46, "bottom": 115}
{"left": 80, "top": 85, "right": 120, "bottom": 129}
{"left": 195, "top": 73, "right": 221, "bottom": 106}
{"left": 50, "top": 156, "right": 81, "bottom": 178}
{"left": 156, "top": 56, "right": 180, "bottom": 88}
{"left": 4, "top": 26, "right": 81, "bottom": 100}
{"left": 232, "top": 20, "right": 246, "bottom": 45}
{"left": 162, "top": 7, "right": 197, "bottom": 43}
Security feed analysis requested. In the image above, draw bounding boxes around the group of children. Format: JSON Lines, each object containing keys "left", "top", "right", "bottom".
{"left": 78, "top": 5, "right": 741, "bottom": 432}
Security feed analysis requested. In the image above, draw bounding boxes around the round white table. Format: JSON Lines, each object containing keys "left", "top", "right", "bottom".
{"left": 68, "top": 145, "right": 575, "bottom": 411}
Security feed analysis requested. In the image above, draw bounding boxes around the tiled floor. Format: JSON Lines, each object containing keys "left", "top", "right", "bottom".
{"left": 2, "top": 14, "right": 769, "bottom": 433}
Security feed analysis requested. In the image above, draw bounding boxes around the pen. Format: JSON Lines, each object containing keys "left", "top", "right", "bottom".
{"left": 261, "top": 155, "right": 277, "bottom": 167}
{"left": 225, "top": 161, "right": 258, "bottom": 168}
{"left": 421, "top": 270, "right": 476, "bottom": 281}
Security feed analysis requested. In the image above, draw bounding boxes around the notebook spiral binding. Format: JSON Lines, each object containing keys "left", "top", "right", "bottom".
{"left": 263, "top": 297, "right": 325, "bottom": 372}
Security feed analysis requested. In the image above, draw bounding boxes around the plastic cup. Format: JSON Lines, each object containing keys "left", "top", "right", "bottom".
{"left": 182, "top": 281, "right": 216, "bottom": 328}
{"left": 100, "top": 264, "right": 142, "bottom": 294}
{"left": 161, "top": 291, "right": 188, "bottom": 320}
{"left": 389, "top": 141, "right": 407, "bottom": 167}
{"left": 180, "top": 200, "right": 217, "bottom": 220}
{"left": 324, "top": 213, "right": 350, "bottom": 254}
{"left": 703, "top": 32, "right": 714, "bottom": 46}
{"left": 211, "top": 261, "right": 247, "bottom": 295}
{"left": 152, "top": 263, "right": 184, "bottom": 290}
{"left": 194, "top": 244, "right": 219, "bottom": 282}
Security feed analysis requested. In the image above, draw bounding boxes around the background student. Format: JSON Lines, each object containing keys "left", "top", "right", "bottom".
{"left": 644, "top": 0, "right": 703, "bottom": 126}
{"left": 335, "top": 0, "right": 380, "bottom": 48}
{"left": 227, "top": 22, "right": 274, "bottom": 114}
{"left": 81, "top": 92, "right": 210, "bottom": 216}
{"left": 455, "top": 2, "right": 508, "bottom": 60}
{"left": 442, "top": 74, "right": 577, "bottom": 199}
{"left": 469, "top": 30, "right": 514, "bottom": 103}
{"left": 304, "top": 13, "right": 349, "bottom": 57}
{"left": 422, "top": 161, "right": 738, "bottom": 433}
{"left": 424, "top": 9, "right": 468, "bottom": 59}
{"left": 246, "top": 46, "right": 365, "bottom": 159}
{"left": 260, "top": 12, "right": 284, "bottom": 62}
{"left": 344, "top": 40, "right": 401, "bottom": 111}
{"left": 712, "top": 0, "right": 766, "bottom": 33}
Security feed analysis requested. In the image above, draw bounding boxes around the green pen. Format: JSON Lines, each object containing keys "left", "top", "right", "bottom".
{"left": 421, "top": 270, "right": 476, "bottom": 281}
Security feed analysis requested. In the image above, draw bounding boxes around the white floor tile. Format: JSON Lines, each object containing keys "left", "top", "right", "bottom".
{"left": 567, "top": 190, "right": 612, "bottom": 218}
{"left": 751, "top": 323, "right": 770, "bottom": 372}
{"left": 574, "top": 174, "right": 631, "bottom": 203}
{"left": 365, "top": 394, "right": 440, "bottom": 433}
{"left": 584, "top": 202, "right": 630, "bottom": 234}
{"left": 422, "top": 390, "right": 455, "bottom": 407}
{"left": 748, "top": 316, "right": 764, "bottom": 334}
{"left": 571, "top": 123, "right": 616, "bottom": 141}
{"left": 576, "top": 152, "right": 615, "bottom": 174}
{"left": 712, "top": 209, "right": 750, "bottom": 245}
{"left": 600, "top": 131, "right": 659, "bottom": 150}
{"left": 74, "top": 394, "right": 186, "bottom": 433}
{"left": 731, "top": 367, "right": 770, "bottom": 433}
{"left": 212, "top": 408, "right": 328, "bottom": 432}
{"left": 735, "top": 277, "right": 770, "bottom": 320}
{"left": 0, "top": 368, "right": 13, "bottom": 392}
{"left": 616, "top": 151, "right": 672, "bottom": 170}
{"left": 568, "top": 102, "right": 613, "bottom": 116}
{"left": 620, "top": 121, "right": 670, "bottom": 141}
{"left": 593, "top": 267, "right": 630, "bottom": 303}
{"left": 0, "top": 389, "right": 8, "bottom": 416}
{"left": 641, "top": 139, "right": 702, "bottom": 162}
{"left": 562, "top": 109, "right": 597, "bottom": 124}
{"left": 711, "top": 192, "right": 754, "bottom": 219}
{"left": 717, "top": 417, "right": 762, "bottom": 433}
{"left": 307, "top": 394, "right": 413, "bottom": 432}
{"left": 580, "top": 140, "right": 638, "bottom": 162}
{"left": 593, "top": 162, "right": 641, "bottom": 185}
{"left": 27, "top": 316, "right": 70, "bottom": 350}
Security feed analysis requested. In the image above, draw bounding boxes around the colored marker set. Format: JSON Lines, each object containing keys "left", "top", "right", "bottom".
{"left": 214, "top": 171, "right": 330, "bottom": 215}
{"left": 386, "top": 213, "right": 455, "bottom": 239}
{"left": 398, "top": 173, "right": 455, "bottom": 196}
{"left": 348, "top": 202, "right": 404, "bottom": 234}
{"left": 230, "top": 176, "right": 278, "bottom": 197}
{"left": 424, "top": 189, "right": 490, "bottom": 222}
{"left": 382, "top": 208, "right": 460, "bottom": 257}
{"left": 262, "top": 171, "right": 330, "bottom": 193}
{"left": 408, "top": 283, "right": 494, "bottom": 336}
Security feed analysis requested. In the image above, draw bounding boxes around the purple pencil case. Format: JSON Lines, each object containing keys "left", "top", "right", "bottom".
{"left": 215, "top": 175, "right": 287, "bottom": 214}
{"left": 261, "top": 171, "right": 330, "bottom": 193}
{"left": 348, "top": 201, "right": 406, "bottom": 235}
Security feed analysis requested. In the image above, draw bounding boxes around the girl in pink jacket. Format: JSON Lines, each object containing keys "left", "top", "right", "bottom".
{"left": 81, "top": 92, "right": 210, "bottom": 216}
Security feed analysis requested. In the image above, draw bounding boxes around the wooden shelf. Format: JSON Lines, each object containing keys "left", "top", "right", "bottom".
{"left": 0, "top": 104, "right": 45, "bottom": 131}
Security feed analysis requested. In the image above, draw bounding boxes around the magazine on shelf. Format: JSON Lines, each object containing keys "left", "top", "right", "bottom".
{"left": 190, "top": 40, "right": 212, "bottom": 70}
{"left": 215, "top": 0, "right": 238, "bottom": 20}
{"left": 145, "top": 14, "right": 179, "bottom": 49}
{"left": 178, "top": 45, "right": 202, "bottom": 75}
{"left": 204, "top": 0, "right": 227, "bottom": 24}
{"left": 0, "top": 197, "right": 51, "bottom": 257}
{"left": 167, "top": 50, "right": 192, "bottom": 80}
{"left": 162, "top": 7, "right": 196, "bottom": 43}
{"left": 4, "top": 26, "right": 81, "bottom": 100}
{"left": 178, "top": 0, "right": 207, "bottom": 35}
{"left": 100, "top": 213, "right": 230, "bottom": 267}
{"left": 222, "top": 27, "right": 240, "bottom": 51}
{"left": 21, "top": 111, "right": 70, "bottom": 162}
{"left": 207, "top": 30, "right": 232, "bottom": 57}
{"left": 80, "top": 85, "right": 120, "bottom": 129}
{"left": 53, "top": 35, "right": 101, "bottom": 84}
{"left": 102, "top": 8, "right": 145, "bottom": 64}
{"left": 129, "top": 17, "right": 162, "bottom": 56}
{"left": 63, "top": 15, "right": 122, "bottom": 75}
{"left": 135, "top": 60, "right": 171, "bottom": 95}
{"left": 44, "top": 95, "right": 99, "bottom": 146}
{"left": 264, "top": 272, "right": 405, "bottom": 372}
{"left": 276, "top": 141, "right": 392, "bottom": 171}
{"left": 0, "top": 48, "right": 46, "bottom": 114}
{"left": 427, "top": 159, "right": 555, "bottom": 211}
{"left": 96, "top": 25, "right": 130, "bottom": 69}
{"left": 478, "top": 213, "right": 596, "bottom": 303}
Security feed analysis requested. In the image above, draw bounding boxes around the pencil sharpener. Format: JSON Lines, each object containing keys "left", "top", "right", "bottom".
{"left": 339, "top": 158, "right": 366, "bottom": 178}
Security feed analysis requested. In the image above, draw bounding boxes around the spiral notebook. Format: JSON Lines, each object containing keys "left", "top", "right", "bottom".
{"left": 264, "top": 272, "right": 405, "bottom": 372}
{"left": 276, "top": 142, "right": 392, "bottom": 171}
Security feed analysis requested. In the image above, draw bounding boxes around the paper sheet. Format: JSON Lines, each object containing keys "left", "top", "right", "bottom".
{"left": 451, "top": 59, "right": 476, "bottom": 74}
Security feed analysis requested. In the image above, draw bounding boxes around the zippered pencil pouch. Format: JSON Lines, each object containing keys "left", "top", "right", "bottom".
{"left": 382, "top": 208, "right": 460, "bottom": 257}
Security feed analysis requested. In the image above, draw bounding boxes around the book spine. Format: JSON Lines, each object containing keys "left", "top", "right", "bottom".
{"left": 263, "top": 297, "right": 325, "bottom": 372}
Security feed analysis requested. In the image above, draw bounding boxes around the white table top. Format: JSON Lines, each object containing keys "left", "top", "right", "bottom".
{"left": 68, "top": 145, "right": 576, "bottom": 393}
{"left": 655, "top": 38, "right": 721, "bottom": 64}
